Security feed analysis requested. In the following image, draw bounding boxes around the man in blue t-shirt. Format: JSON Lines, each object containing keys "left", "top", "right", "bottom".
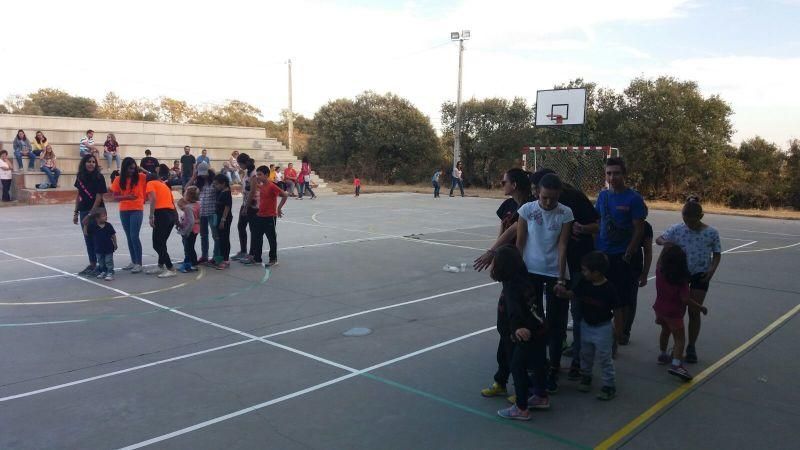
{"left": 590, "top": 157, "right": 646, "bottom": 352}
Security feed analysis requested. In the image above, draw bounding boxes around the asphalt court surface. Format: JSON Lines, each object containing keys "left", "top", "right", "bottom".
{"left": 0, "top": 194, "right": 798, "bottom": 449}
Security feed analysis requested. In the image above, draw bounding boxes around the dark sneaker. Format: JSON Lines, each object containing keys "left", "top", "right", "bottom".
{"left": 78, "top": 265, "right": 95, "bottom": 276}
{"left": 264, "top": 260, "right": 278, "bottom": 268}
{"left": 619, "top": 334, "right": 630, "bottom": 346}
{"left": 578, "top": 376, "right": 592, "bottom": 392}
{"left": 231, "top": 252, "right": 247, "bottom": 261}
{"left": 527, "top": 394, "right": 550, "bottom": 410}
{"left": 546, "top": 371, "right": 559, "bottom": 394}
{"left": 567, "top": 364, "right": 582, "bottom": 381}
{"left": 685, "top": 345, "right": 698, "bottom": 364}
{"left": 657, "top": 353, "right": 671, "bottom": 365}
{"left": 242, "top": 258, "right": 259, "bottom": 266}
{"left": 597, "top": 386, "right": 616, "bottom": 401}
{"left": 668, "top": 364, "right": 693, "bottom": 381}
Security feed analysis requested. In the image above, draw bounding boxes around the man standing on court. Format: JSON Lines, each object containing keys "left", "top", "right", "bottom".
{"left": 180, "top": 146, "right": 196, "bottom": 191}
{"left": 593, "top": 157, "right": 646, "bottom": 354}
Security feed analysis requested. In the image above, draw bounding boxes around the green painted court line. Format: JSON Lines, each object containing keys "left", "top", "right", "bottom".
{"left": 361, "top": 372, "right": 590, "bottom": 450}
{"left": 0, "top": 268, "right": 271, "bottom": 327}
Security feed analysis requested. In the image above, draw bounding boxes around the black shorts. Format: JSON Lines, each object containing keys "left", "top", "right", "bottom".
{"left": 689, "top": 273, "right": 710, "bottom": 292}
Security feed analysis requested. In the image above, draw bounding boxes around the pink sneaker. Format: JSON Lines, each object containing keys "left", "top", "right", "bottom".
{"left": 497, "top": 404, "right": 530, "bottom": 421}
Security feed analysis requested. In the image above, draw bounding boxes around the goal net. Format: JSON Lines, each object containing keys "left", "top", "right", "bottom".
{"left": 522, "top": 146, "right": 619, "bottom": 195}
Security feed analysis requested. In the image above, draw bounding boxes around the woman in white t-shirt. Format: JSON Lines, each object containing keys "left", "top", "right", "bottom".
{"left": 516, "top": 173, "right": 574, "bottom": 393}
{"left": 0, "top": 149, "right": 13, "bottom": 201}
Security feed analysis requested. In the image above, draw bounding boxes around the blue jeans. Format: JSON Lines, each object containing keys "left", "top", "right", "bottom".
{"left": 297, "top": 181, "right": 305, "bottom": 198}
{"left": 96, "top": 253, "right": 115, "bottom": 276}
{"left": 580, "top": 320, "right": 615, "bottom": 388}
{"left": 432, "top": 181, "right": 440, "bottom": 197}
{"left": 120, "top": 210, "right": 144, "bottom": 265}
{"left": 449, "top": 178, "right": 464, "bottom": 196}
{"left": 14, "top": 149, "right": 36, "bottom": 169}
{"left": 40, "top": 167, "right": 61, "bottom": 186}
{"left": 79, "top": 210, "right": 96, "bottom": 265}
{"left": 200, "top": 215, "right": 211, "bottom": 259}
{"left": 104, "top": 152, "right": 121, "bottom": 170}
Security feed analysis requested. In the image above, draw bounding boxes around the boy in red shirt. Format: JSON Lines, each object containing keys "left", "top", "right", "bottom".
{"left": 354, "top": 176, "right": 361, "bottom": 197}
{"left": 243, "top": 165, "right": 288, "bottom": 267}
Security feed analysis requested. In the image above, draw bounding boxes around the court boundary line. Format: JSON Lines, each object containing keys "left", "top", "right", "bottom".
{"left": 118, "top": 327, "right": 496, "bottom": 450}
{"left": 0, "top": 281, "right": 498, "bottom": 402}
{"left": 595, "top": 301, "right": 800, "bottom": 450}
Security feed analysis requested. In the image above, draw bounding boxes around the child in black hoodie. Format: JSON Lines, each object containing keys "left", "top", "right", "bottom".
{"left": 492, "top": 245, "right": 548, "bottom": 421}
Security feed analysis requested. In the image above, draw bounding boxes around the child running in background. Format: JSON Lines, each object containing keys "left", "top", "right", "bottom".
{"left": 555, "top": 251, "right": 620, "bottom": 400}
{"left": 493, "top": 245, "right": 547, "bottom": 421}
{"left": 354, "top": 176, "right": 361, "bottom": 197}
{"left": 656, "top": 197, "right": 721, "bottom": 363}
{"left": 654, "top": 245, "right": 708, "bottom": 381}
{"left": 83, "top": 207, "right": 117, "bottom": 281}
{"left": 212, "top": 174, "right": 233, "bottom": 269}
{"left": 176, "top": 186, "right": 200, "bottom": 273}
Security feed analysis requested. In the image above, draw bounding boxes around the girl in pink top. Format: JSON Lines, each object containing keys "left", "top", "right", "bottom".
{"left": 653, "top": 245, "right": 707, "bottom": 381}
{"left": 177, "top": 186, "right": 201, "bottom": 272}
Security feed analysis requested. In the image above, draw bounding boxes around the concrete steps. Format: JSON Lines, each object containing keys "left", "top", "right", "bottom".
{"left": 1, "top": 114, "right": 335, "bottom": 203}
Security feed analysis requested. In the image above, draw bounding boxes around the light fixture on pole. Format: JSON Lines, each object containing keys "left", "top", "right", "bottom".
{"left": 450, "top": 30, "right": 470, "bottom": 173}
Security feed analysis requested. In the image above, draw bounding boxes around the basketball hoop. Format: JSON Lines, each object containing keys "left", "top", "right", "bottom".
{"left": 546, "top": 114, "right": 564, "bottom": 125}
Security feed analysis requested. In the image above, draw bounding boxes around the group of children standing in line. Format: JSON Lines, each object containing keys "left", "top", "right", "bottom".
{"left": 476, "top": 158, "right": 721, "bottom": 421}
{"left": 76, "top": 151, "right": 289, "bottom": 281}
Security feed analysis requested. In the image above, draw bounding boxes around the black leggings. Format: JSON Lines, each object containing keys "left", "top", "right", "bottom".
{"left": 494, "top": 300, "right": 513, "bottom": 387}
{"left": 529, "top": 273, "right": 569, "bottom": 371}
{"left": 218, "top": 215, "right": 232, "bottom": 261}
{"left": 1, "top": 179, "right": 11, "bottom": 201}
{"left": 153, "top": 209, "right": 176, "bottom": 269}
{"left": 237, "top": 207, "right": 257, "bottom": 254}
{"left": 511, "top": 339, "right": 547, "bottom": 409}
{"left": 250, "top": 216, "right": 277, "bottom": 262}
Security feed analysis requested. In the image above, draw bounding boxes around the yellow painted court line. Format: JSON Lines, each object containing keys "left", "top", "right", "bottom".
{"left": 596, "top": 301, "right": 800, "bottom": 450}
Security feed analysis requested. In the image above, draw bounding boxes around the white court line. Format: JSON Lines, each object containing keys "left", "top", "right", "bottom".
{"left": 0, "top": 249, "right": 359, "bottom": 375}
{"left": 118, "top": 326, "right": 494, "bottom": 450}
{"left": 717, "top": 228, "right": 800, "bottom": 238}
{"left": 0, "top": 278, "right": 497, "bottom": 402}
{"left": 0, "top": 274, "right": 67, "bottom": 285}
{"left": 646, "top": 240, "right": 758, "bottom": 281}
{"left": 725, "top": 241, "right": 800, "bottom": 254}
{"left": 282, "top": 219, "right": 487, "bottom": 252}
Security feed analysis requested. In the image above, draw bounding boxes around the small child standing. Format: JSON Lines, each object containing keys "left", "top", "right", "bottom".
{"left": 492, "top": 245, "right": 548, "bottom": 421}
{"left": 654, "top": 245, "right": 708, "bottom": 381}
{"left": 176, "top": 186, "right": 200, "bottom": 273}
{"left": 353, "top": 176, "right": 361, "bottom": 197}
{"left": 83, "top": 207, "right": 117, "bottom": 281}
{"left": 555, "top": 251, "right": 619, "bottom": 400}
{"left": 303, "top": 173, "right": 317, "bottom": 200}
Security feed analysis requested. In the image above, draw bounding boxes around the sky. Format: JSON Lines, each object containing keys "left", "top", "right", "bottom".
{"left": 2, "top": 0, "right": 797, "bottom": 147}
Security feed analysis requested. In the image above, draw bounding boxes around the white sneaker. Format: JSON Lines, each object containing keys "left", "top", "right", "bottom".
{"left": 130, "top": 264, "right": 143, "bottom": 274}
{"left": 104, "top": 273, "right": 114, "bottom": 281}
{"left": 157, "top": 269, "right": 177, "bottom": 278}
{"left": 145, "top": 265, "right": 164, "bottom": 275}
{"left": 122, "top": 263, "right": 135, "bottom": 270}
{"left": 95, "top": 272, "right": 106, "bottom": 279}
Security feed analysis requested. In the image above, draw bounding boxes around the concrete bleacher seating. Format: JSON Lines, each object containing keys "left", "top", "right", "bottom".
{"left": 0, "top": 114, "right": 333, "bottom": 203}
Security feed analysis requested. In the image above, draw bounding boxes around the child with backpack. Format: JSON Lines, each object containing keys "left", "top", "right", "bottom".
{"left": 653, "top": 245, "right": 708, "bottom": 381}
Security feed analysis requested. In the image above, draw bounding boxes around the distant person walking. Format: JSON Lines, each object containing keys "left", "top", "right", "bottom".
{"left": 13, "top": 130, "right": 35, "bottom": 171}
{"left": 73, "top": 154, "right": 107, "bottom": 275}
{"left": 180, "top": 146, "right": 196, "bottom": 190}
{"left": 449, "top": 161, "right": 464, "bottom": 197}
{"left": 0, "top": 149, "right": 14, "bottom": 201}
{"left": 353, "top": 176, "right": 361, "bottom": 197}
{"left": 103, "top": 133, "right": 122, "bottom": 170}
{"left": 432, "top": 169, "right": 442, "bottom": 198}
{"left": 297, "top": 157, "right": 313, "bottom": 199}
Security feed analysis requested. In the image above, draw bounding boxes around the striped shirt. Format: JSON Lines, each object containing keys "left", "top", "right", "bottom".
{"left": 79, "top": 136, "right": 94, "bottom": 155}
{"left": 199, "top": 183, "right": 217, "bottom": 217}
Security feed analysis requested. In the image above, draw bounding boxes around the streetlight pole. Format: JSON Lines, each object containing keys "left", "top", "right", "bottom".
{"left": 450, "top": 30, "right": 470, "bottom": 173}
{"left": 287, "top": 59, "right": 294, "bottom": 153}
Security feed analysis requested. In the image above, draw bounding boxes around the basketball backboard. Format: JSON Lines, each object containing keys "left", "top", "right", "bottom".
{"left": 535, "top": 88, "right": 587, "bottom": 126}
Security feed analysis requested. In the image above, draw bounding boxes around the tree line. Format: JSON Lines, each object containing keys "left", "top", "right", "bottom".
{"left": 3, "top": 80, "right": 798, "bottom": 209}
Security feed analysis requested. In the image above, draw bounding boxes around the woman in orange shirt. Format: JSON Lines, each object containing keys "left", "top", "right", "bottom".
{"left": 110, "top": 157, "right": 148, "bottom": 273}
{"left": 146, "top": 164, "right": 178, "bottom": 278}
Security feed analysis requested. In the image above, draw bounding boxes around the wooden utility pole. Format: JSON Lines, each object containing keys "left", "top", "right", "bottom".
{"left": 287, "top": 59, "right": 294, "bottom": 153}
